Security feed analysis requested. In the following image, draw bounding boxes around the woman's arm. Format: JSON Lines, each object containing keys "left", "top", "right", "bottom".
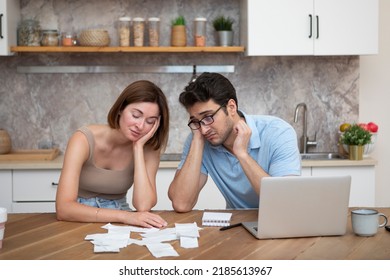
{"left": 132, "top": 146, "right": 160, "bottom": 211}
{"left": 55, "top": 131, "right": 166, "bottom": 227}
{"left": 56, "top": 131, "right": 91, "bottom": 221}
{"left": 131, "top": 119, "right": 161, "bottom": 211}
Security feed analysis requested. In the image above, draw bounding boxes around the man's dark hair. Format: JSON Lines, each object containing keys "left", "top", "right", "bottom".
{"left": 179, "top": 72, "right": 238, "bottom": 109}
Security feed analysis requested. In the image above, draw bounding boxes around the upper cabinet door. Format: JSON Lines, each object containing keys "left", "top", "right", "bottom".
{"left": 0, "top": 0, "right": 20, "bottom": 56}
{"left": 314, "top": 0, "right": 378, "bottom": 55}
{"left": 241, "top": 0, "right": 314, "bottom": 56}
{"left": 241, "top": 0, "right": 378, "bottom": 56}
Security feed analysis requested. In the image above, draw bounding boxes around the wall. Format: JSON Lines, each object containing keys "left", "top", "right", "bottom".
{"left": 0, "top": 0, "right": 359, "bottom": 155}
{"left": 360, "top": 0, "right": 390, "bottom": 206}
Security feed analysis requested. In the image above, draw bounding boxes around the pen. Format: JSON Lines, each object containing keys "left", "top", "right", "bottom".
{"left": 219, "top": 222, "right": 242, "bottom": 231}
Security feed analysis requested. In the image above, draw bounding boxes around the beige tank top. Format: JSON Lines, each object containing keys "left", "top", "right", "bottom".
{"left": 77, "top": 126, "right": 134, "bottom": 200}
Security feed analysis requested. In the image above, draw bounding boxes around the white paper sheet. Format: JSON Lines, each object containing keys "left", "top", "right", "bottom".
{"left": 180, "top": 236, "right": 199, "bottom": 248}
{"left": 146, "top": 243, "right": 179, "bottom": 258}
{"left": 102, "top": 223, "right": 160, "bottom": 233}
{"left": 86, "top": 232, "right": 130, "bottom": 253}
{"left": 93, "top": 244, "right": 121, "bottom": 253}
{"left": 175, "top": 222, "right": 200, "bottom": 238}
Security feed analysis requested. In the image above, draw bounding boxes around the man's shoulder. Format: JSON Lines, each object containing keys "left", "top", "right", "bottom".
{"left": 246, "top": 114, "right": 291, "bottom": 129}
{"left": 247, "top": 113, "right": 284, "bottom": 121}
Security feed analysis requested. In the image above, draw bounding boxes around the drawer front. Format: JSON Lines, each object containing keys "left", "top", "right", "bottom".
{"left": 13, "top": 170, "right": 61, "bottom": 201}
{"left": 12, "top": 202, "right": 55, "bottom": 213}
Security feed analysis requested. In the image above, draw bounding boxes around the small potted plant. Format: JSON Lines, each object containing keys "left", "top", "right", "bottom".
{"left": 171, "top": 15, "right": 187, "bottom": 47}
{"left": 212, "top": 15, "right": 234, "bottom": 46}
{"left": 340, "top": 124, "right": 372, "bottom": 160}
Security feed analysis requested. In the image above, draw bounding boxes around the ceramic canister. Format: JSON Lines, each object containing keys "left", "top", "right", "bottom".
{"left": 0, "top": 129, "right": 12, "bottom": 154}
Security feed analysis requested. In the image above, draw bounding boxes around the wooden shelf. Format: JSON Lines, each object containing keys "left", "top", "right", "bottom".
{"left": 10, "top": 46, "right": 244, "bottom": 53}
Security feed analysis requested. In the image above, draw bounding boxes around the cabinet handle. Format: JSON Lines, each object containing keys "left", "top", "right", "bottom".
{"left": 0, "top": 14, "right": 3, "bottom": 39}
{"left": 308, "top": 14, "right": 312, "bottom": 38}
{"left": 316, "top": 15, "right": 319, "bottom": 39}
{"left": 51, "top": 182, "right": 59, "bottom": 187}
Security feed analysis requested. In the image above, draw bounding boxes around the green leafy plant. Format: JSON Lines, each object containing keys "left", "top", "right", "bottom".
{"left": 212, "top": 16, "right": 234, "bottom": 31}
{"left": 172, "top": 16, "right": 186, "bottom": 26}
{"left": 340, "top": 124, "right": 372, "bottom": 146}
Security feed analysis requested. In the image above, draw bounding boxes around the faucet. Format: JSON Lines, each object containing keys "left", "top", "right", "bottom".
{"left": 294, "top": 102, "right": 317, "bottom": 154}
{"left": 189, "top": 65, "right": 197, "bottom": 83}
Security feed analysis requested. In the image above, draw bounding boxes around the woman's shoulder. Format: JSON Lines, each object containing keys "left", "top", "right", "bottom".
{"left": 76, "top": 124, "right": 108, "bottom": 137}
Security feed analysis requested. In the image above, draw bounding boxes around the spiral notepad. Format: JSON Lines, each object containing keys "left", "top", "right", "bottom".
{"left": 202, "top": 212, "right": 232, "bottom": 227}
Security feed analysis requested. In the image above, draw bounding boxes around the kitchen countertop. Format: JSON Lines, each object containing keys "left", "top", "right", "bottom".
{"left": 0, "top": 154, "right": 378, "bottom": 170}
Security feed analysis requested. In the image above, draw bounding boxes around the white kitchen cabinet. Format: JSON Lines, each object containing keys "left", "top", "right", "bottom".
{"left": 308, "top": 165, "right": 375, "bottom": 207}
{"left": 0, "top": 0, "right": 20, "bottom": 56}
{"left": 12, "top": 170, "right": 60, "bottom": 213}
{"left": 126, "top": 168, "right": 226, "bottom": 211}
{"left": 240, "top": 0, "right": 378, "bottom": 56}
{"left": 301, "top": 167, "right": 312, "bottom": 176}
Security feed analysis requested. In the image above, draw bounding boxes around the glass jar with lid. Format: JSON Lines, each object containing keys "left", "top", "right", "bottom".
{"left": 148, "top": 17, "right": 160, "bottom": 47}
{"left": 118, "top": 17, "right": 131, "bottom": 47}
{"left": 41, "top": 30, "right": 59, "bottom": 46}
{"left": 133, "top": 17, "right": 145, "bottom": 47}
{"left": 194, "top": 17, "right": 207, "bottom": 47}
{"left": 61, "top": 32, "right": 77, "bottom": 46}
{"left": 17, "top": 19, "right": 42, "bottom": 46}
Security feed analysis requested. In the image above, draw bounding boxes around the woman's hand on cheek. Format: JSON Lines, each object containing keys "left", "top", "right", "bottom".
{"left": 134, "top": 116, "right": 160, "bottom": 147}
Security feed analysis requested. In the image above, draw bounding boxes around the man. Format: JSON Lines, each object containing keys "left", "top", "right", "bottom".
{"left": 168, "top": 72, "right": 301, "bottom": 212}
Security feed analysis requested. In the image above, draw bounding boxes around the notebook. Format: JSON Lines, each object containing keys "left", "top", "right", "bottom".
{"left": 202, "top": 212, "right": 232, "bottom": 227}
{"left": 242, "top": 175, "right": 351, "bottom": 239}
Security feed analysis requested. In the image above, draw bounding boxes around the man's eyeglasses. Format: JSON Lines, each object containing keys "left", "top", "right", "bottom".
{"left": 187, "top": 104, "right": 225, "bottom": 130}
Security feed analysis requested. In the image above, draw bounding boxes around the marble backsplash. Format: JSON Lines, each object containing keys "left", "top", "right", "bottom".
{"left": 0, "top": 0, "right": 359, "bottom": 154}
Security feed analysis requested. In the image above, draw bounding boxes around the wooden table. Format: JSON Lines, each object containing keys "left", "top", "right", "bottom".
{"left": 0, "top": 209, "right": 389, "bottom": 260}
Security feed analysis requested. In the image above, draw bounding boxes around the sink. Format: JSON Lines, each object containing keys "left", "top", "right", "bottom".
{"left": 300, "top": 153, "right": 347, "bottom": 160}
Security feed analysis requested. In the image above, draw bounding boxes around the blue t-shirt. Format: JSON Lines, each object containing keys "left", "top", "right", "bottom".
{"left": 178, "top": 112, "right": 301, "bottom": 209}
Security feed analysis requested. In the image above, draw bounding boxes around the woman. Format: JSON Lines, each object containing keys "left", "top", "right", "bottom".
{"left": 56, "top": 80, "right": 169, "bottom": 228}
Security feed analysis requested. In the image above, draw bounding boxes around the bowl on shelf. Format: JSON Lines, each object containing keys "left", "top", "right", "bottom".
{"left": 79, "top": 29, "right": 110, "bottom": 46}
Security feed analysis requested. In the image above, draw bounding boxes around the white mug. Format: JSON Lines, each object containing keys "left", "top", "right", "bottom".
{"left": 0, "top": 207, "right": 7, "bottom": 249}
{"left": 351, "top": 209, "right": 388, "bottom": 236}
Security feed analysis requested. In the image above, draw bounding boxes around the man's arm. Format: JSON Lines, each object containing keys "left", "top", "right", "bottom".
{"left": 232, "top": 120, "right": 269, "bottom": 195}
{"left": 232, "top": 119, "right": 300, "bottom": 195}
{"left": 168, "top": 133, "right": 207, "bottom": 212}
{"left": 236, "top": 153, "right": 269, "bottom": 195}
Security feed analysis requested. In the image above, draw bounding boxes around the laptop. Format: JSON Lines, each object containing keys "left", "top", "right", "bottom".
{"left": 242, "top": 175, "right": 351, "bottom": 239}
